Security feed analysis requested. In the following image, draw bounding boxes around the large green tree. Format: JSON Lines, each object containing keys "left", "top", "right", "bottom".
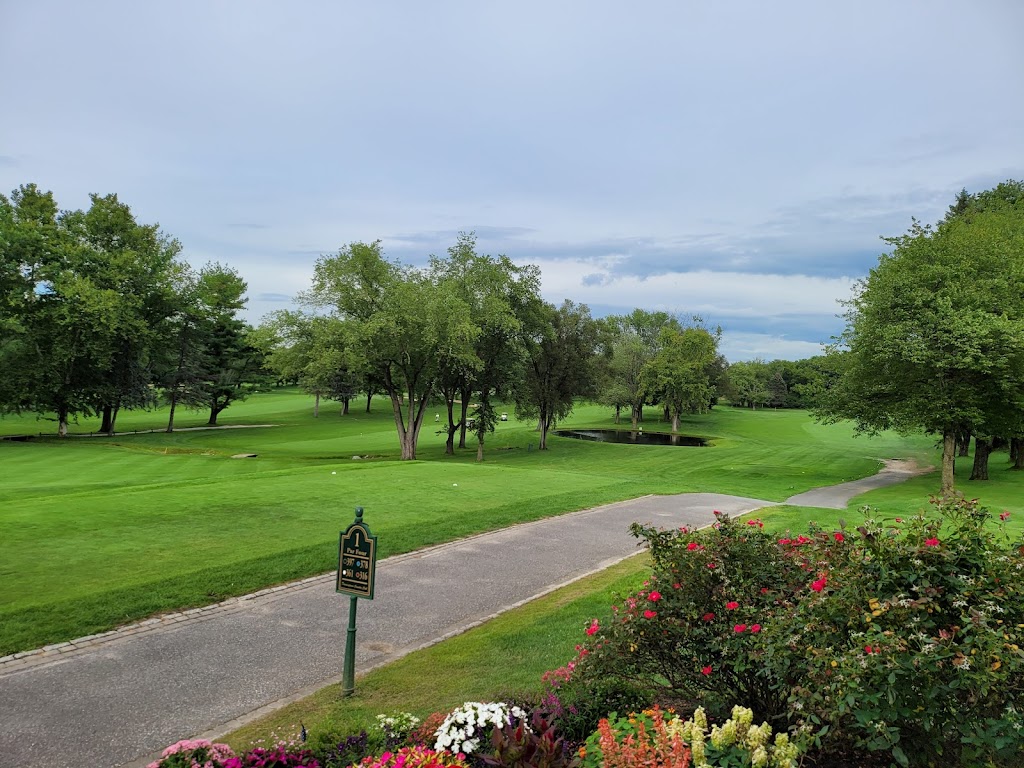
{"left": 305, "top": 241, "right": 477, "bottom": 460}
{"left": 642, "top": 325, "right": 719, "bottom": 433}
{"left": 513, "top": 299, "right": 601, "bottom": 450}
{"left": 818, "top": 204, "right": 1024, "bottom": 494}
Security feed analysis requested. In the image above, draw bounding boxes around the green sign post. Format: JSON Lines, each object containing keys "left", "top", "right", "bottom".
{"left": 337, "top": 506, "right": 377, "bottom": 697}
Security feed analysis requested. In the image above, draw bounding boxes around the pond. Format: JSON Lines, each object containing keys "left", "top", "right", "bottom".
{"left": 552, "top": 429, "right": 708, "bottom": 446}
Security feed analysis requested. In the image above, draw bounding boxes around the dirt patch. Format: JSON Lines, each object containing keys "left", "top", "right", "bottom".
{"left": 881, "top": 458, "right": 934, "bottom": 474}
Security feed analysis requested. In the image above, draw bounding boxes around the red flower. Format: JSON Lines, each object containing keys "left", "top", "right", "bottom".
{"left": 643, "top": 609, "right": 657, "bottom": 619}
{"left": 778, "top": 538, "right": 792, "bottom": 545}
{"left": 707, "top": 562, "right": 717, "bottom": 569}
{"left": 585, "top": 619, "right": 600, "bottom": 636}
{"left": 701, "top": 665, "right": 712, "bottom": 676}
{"left": 811, "top": 577, "right": 827, "bottom": 592}
{"left": 1000, "top": 511, "right": 1011, "bottom": 521}
{"left": 894, "top": 517, "right": 903, "bottom": 523}
{"left": 864, "top": 645, "right": 873, "bottom": 654}
{"left": 713, "top": 510, "right": 721, "bottom": 516}
{"left": 726, "top": 601, "right": 739, "bottom": 610}
{"left": 750, "top": 624, "right": 762, "bottom": 633}
{"left": 834, "top": 532, "right": 844, "bottom": 542}
{"left": 760, "top": 587, "right": 769, "bottom": 594}
{"left": 702, "top": 612, "right": 715, "bottom": 622}
{"left": 673, "top": 583, "right": 681, "bottom": 589}
{"left": 796, "top": 535, "right": 811, "bottom": 545}
{"left": 686, "top": 542, "right": 700, "bottom": 551}
{"left": 679, "top": 526, "right": 689, "bottom": 533}
{"left": 648, "top": 591, "right": 662, "bottom": 602}
{"left": 734, "top": 624, "right": 747, "bottom": 633}
{"left": 924, "top": 537, "right": 940, "bottom": 547}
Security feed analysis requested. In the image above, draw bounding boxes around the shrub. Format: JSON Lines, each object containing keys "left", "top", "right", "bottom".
{"left": 571, "top": 514, "right": 796, "bottom": 723}
{"left": 234, "top": 744, "right": 320, "bottom": 766}
{"left": 770, "top": 495, "right": 1024, "bottom": 767}
{"left": 317, "top": 731, "right": 371, "bottom": 768}
{"left": 480, "top": 709, "right": 581, "bottom": 768}
{"left": 565, "top": 496, "right": 1024, "bottom": 767}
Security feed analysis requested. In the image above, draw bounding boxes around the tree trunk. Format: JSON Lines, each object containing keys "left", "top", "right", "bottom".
{"left": 539, "top": 419, "right": 549, "bottom": 450}
{"left": 99, "top": 405, "right": 113, "bottom": 434}
{"left": 57, "top": 404, "right": 69, "bottom": 437}
{"left": 108, "top": 404, "right": 120, "bottom": 436}
{"left": 536, "top": 416, "right": 544, "bottom": 433}
{"left": 389, "top": 392, "right": 414, "bottom": 460}
{"left": 313, "top": 392, "right": 320, "bottom": 418}
{"left": 458, "top": 387, "right": 471, "bottom": 449}
{"left": 477, "top": 433, "right": 485, "bottom": 462}
{"left": 957, "top": 429, "right": 971, "bottom": 457}
{"left": 940, "top": 429, "right": 956, "bottom": 495}
{"left": 1011, "top": 437, "right": 1024, "bottom": 470}
{"left": 342, "top": 397, "right": 350, "bottom": 415}
{"left": 365, "top": 393, "right": 373, "bottom": 412}
{"left": 671, "top": 411, "right": 680, "bottom": 434}
{"left": 208, "top": 396, "right": 221, "bottom": 426}
{"left": 631, "top": 406, "right": 639, "bottom": 431}
{"left": 166, "top": 393, "right": 178, "bottom": 432}
{"left": 445, "top": 397, "right": 457, "bottom": 455}
{"left": 970, "top": 437, "right": 992, "bottom": 481}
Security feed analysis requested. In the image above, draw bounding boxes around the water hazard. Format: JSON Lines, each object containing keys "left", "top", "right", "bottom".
{"left": 553, "top": 429, "right": 708, "bottom": 446}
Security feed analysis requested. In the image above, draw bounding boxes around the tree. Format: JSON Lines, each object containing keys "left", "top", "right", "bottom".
{"left": 195, "top": 264, "right": 252, "bottom": 426}
{"left": 304, "top": 241, "right": 477, "bottom": 460}
{"left": 430, "top": 233, "right": 540, "bottom": 457}
{"left": 642, "top": 326, "right": 718, "bottom": 433}
{"left": 513, "top": 300, "right": 601, "bottom": 450}
{"left": 817, "top": 205, "right": 1024, "bottom": 494}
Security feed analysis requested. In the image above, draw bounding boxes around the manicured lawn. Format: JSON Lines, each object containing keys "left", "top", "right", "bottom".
{"left": 5, "top": 390, "right": 1015, "bottom": 655}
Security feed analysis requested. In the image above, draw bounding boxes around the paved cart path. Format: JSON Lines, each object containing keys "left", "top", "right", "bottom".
{"left": 0, "top": 461, "right": 927, "bottom": 768}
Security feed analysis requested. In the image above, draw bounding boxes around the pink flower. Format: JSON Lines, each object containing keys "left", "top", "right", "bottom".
{"left": 707, "top": 562, "right": 717, "bottom": 569}
{"left": 687, "top": 542, "right": 700, "bottom": 551}
{"left": 796, "top": 535, "right": 811, "bottom": 545}
{"left": 895, "top": 517, "right": 903, "bottom": 523}
{"left": 777, "top": 538, "right": 792, "bottom": 545}
{"left": 734, "top": 624, "right": 747, "bottom": 633}
{"left": 679, "top": 526, "right": 689, "bottom": 533}
{"left": 702, "top": 612, "right": 715, "bottom": 622}
{"left": 647, "top": 591, "right": 662, "bottom": 602}
{"left": 1000, "top": 511, "right": 1011, "bottom": 521}
{"left": 834, "top": 532, "right": 845, "bottom": 542}
{"left": 750, "top": 624, "right": 762, "bottom": 633}
{"left": 585, "top": 619, "right": 600, "bottom": 636}
{"left": 713, "top": 510, "right": 721, "bottom": 516}
{"left": 924, "top": 537, "right": 940, "bottom": 547}
{"left": 673, "top": 583, "right": 681, "bottom": 589}
{"left": 811, "top": 577, "right": 827, "bottom": 592}
{"left": 726, "top": 601, "right": 739, "bottom": 610}
{"left": 643, "top": 609, "right": 657, "bottom": 619}
{"left": 701, "top": 665, "right": 713, "bottom": 675}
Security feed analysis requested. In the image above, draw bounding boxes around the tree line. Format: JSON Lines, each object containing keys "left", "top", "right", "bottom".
{"left": 816, "top": 180, "right": 1024, "bottom": 493}
{"left": 0, "top": 184, "right": 256, "bottom": 435}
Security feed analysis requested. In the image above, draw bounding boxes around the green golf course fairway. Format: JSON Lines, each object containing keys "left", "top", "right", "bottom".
{"left": 2, "top": 389, "right": 1021, "bottom": 655}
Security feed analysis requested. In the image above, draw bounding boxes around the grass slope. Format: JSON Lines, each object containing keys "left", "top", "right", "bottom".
{"left": 3, "top": 390, "right": 1019, "bottom": 654}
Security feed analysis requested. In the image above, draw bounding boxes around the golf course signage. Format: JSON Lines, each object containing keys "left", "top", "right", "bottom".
{"left": 337, "top": 506, "right": 377, "bottom": 696}
{"left": 337, "top": 507, "right": 377, "bottom": 599}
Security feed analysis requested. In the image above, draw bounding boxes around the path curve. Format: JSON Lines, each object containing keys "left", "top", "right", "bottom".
{"left": 0, "top": 461, "right": 925, "bottom": 768}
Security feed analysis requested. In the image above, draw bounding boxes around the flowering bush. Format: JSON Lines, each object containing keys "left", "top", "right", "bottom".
{"left": 565, "top": 496, "right": 1024, "bottom": 766}
{"left": 359, "top": 746, "right": 468, "bottom": 768}
{"left": 148, "top": 740, "right": 236, "bottom": 768}
{"left": 434, "top": 702, "right": 528, "bottom": 756}
{"left": 570, "top": 513, "right": 798, "bottom": 722}
{"left": 771, "top": 495, "right": 1024, "bottom": 766}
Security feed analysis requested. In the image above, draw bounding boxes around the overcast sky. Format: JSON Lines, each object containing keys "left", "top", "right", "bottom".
{"left": 2, "top": 1, "right": 1022, "bottom": 361}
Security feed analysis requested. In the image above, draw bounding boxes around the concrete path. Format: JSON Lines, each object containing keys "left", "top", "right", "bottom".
{"left": 0, "top": 463, "right": 923, "bottom": 768}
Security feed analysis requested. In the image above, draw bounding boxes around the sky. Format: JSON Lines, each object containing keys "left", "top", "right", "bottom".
{"left": 2, "top": 1, "right": 1022, "bottom": 362}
